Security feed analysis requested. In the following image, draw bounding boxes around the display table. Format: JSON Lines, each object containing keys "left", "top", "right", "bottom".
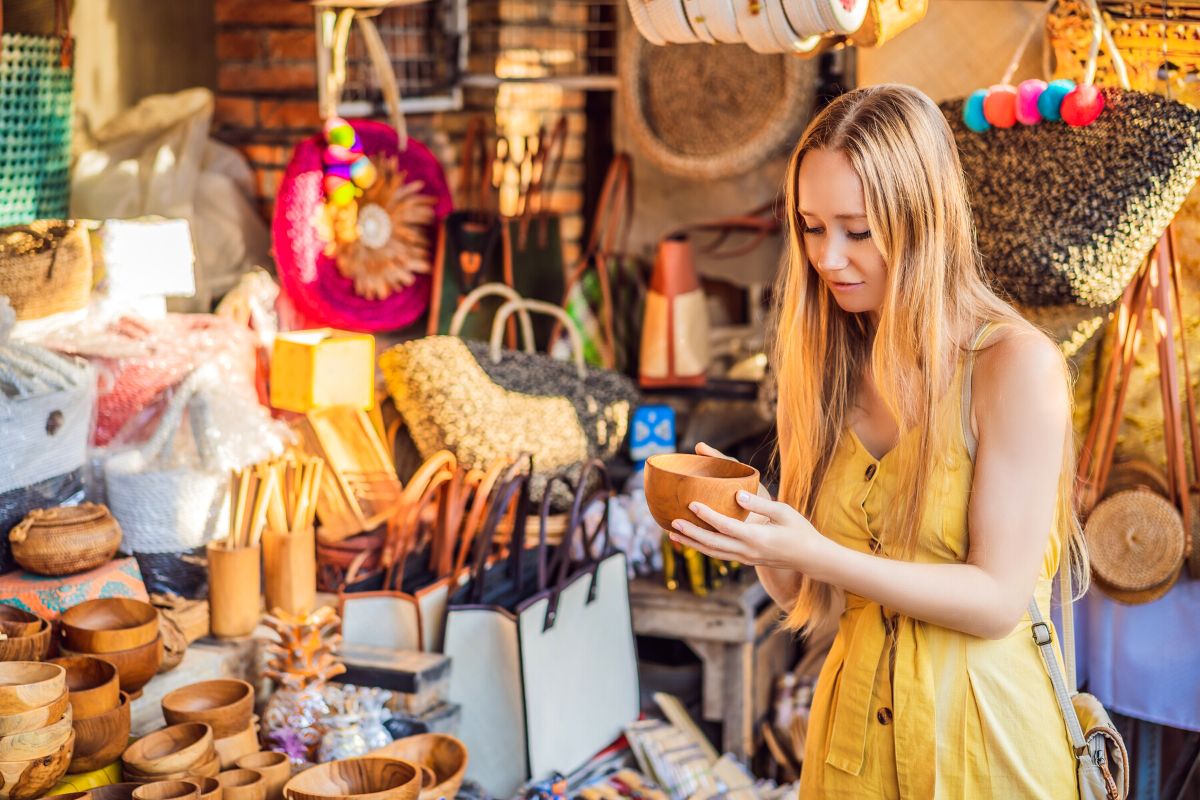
{"left": 628, "top": 573, "right": 795, "bottom": 759}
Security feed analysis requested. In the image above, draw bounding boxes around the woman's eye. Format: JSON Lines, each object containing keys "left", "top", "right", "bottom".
{"left": 848, "top": 230, "right": 872, "bottom": 241}
{"left": 802, "top": 226, "right": 824, "bottom": 236}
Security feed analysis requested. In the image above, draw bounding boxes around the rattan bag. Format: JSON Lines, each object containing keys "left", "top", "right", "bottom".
{"left": 0, "top": 220, "right": 93, "bottom": 320}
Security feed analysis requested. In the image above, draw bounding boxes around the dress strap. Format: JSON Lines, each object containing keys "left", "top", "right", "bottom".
{"left": 960, "top": 321, "right": 1001, "bottom": 461}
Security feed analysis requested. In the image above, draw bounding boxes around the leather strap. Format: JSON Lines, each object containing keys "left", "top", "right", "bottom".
{"left": 1165, "top": 227, "right": 1200, "bottom": 573}
{"left": 324, "top": 8, "right": 406, "bottom": 146}
{"left": 522, "top": 115, "right": 569, "bottom": 222}
{"left": 458, "top": 116, "right": 496, "bottom": 213}
{"left": 382, "top": 451, "right": 457, "bottom": 570}
{"left": 451, "top": 457, "right": 512, "bottom": 576}
{"left": 385, "top": 467, "right": 452, "bottom": 590}
{"left": 672, "top": 201, "right": 781, "bottom": 260}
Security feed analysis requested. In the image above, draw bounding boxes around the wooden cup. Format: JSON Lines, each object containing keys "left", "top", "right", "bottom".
{"left": 218, "top": 769, "right": 266, "bottom": 800}
{"left": 205, "top": 543, "right": 262, "bottom": 639}
{"left": 132, "top": 781, "right": 201, "bottom": 800}
{"left": 192, "top": 777, "right": 221, "bottom": 800}
{"left": 235, "top": 752, "right": 289, "bottom": 800}
{"left": 262, "top": 528, "right": 316, "bottom": 618}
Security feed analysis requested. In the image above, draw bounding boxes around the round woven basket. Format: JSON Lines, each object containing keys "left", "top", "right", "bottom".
{"left": 9, "top": 503, "right": 122, "bottom": 576}
{"left": 1085, "top": 489, "right": 1184, "bottom": 601}
{"left": 619, "top": 20, "right": 818, "bottom": 180}
{"left": 0, "top": 220, "right": 92, "bottom": 320}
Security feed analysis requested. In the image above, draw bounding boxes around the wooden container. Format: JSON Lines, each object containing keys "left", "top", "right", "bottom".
{"left": 283, "top": 758, "right": 420, "bottom": 800}
{"left": 0, "top": 692, "right": 68, "bottom": 737}
{"left": 217, "top": 769, "right": 265, "bottom": 800}
{"left": 270, "top": 329, "right": 375, "bottom": 414}
{"left": 234, "top": 752, "right": 288, "bottom": 800}
{"left": 90, "top": 783, "right": 140, "bottom": 800}
{"left": 0, "top": 708, "right": 72, "bottom": 760}
{"left": 59, "top": 599, "right": 160, "bottom": 655}
{"left": 0, "top": 609, "right": 40, "bottom": 639}
{"left": 122, "top": 723, "right": 214, "bottom": 777}
{"left": 212, "top": 716, "right": 259, "bottom": 770}
{"left": 205, "top": 544, "right": 261, "bottom": 639}
{"left": 49, "top": 656, "right": 119, "bottom": 720}
{"left": 53, "top": 792, "right": 93, "bottom": 800}
{"left": 0, "top": 663, "right": 66, "bottom": 715}
{"left": 120, "top": 749, "right": 219, "bottom": 784}
{"left": 643, "top": 454, "right": 759, "bottom": 532}
{"left": 71, "top": 691, "right": 131, "bottom": 773}
{"left": 262, "top": 528, "right": 316, "bottom": 618}
{"left": 131, "top": 781, "right": 200, "bottom": 800}
{"left": 191, "top": 777, "right": 221, "bottom": 800}
{"left": 0, "top": 620, "right": 51, "bottom": 663}
{"left": 161, "top": 680, "right": 254, "bottom": 739}
{"left": 0, "top": 729, "right": 74, "bottom": 799}
{"left": 9, "top": 505, "right": 122, "bottom": 577}
{"left": 373, "top": 735, "right": 467, "bottom": 800}
{"left": 60, "top": 636, "right": 164, "bottom": 697}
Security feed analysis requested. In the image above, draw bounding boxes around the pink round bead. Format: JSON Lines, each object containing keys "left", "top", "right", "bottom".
{"left": 1016, "top": 79, "right": 1047, "bottom": 126}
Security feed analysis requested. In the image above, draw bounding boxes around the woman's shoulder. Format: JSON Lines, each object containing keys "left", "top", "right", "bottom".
{"left": 972, "top": 321, "right": 1069, "bottom": 419}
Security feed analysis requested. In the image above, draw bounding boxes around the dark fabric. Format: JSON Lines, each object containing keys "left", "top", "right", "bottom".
{"left": 131, "top": 548, "right": 208, "bottom": 599}
{"left": 508, "top": 214, "right": 566, "bottom": 350}
{"left": 431, "top": 211, "right": 508, "bottom": 340}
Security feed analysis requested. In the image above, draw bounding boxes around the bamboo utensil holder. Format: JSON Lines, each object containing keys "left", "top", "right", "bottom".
{"left": 206, "top": 543, "right": 261, "bottom": 639}
{"left": 262, "top": 527, "right": 316, "bottom": 617}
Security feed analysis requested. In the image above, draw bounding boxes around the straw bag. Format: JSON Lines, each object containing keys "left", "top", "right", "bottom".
{"left": 0, "top": 220, "right": 92, "bottom": 321}
{"left": 9, "top": 503, "right": 122, "bottom": 577}
{"left": 850, "top": 0, "right": 930, "bottom": 47}
{"left": 941, "top": 0, "right": 1200, "bottom": 308}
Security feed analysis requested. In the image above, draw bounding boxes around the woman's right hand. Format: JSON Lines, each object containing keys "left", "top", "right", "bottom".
{"left": 695, "top": 442, "right": 771, "bottom": 525}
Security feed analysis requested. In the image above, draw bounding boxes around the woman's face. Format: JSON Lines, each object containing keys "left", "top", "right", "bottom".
{"left": 796, "top": 148, "right": 888, "bottom": 316}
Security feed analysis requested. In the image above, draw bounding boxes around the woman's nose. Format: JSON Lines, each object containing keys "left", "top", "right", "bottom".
{"left": 817, "top": 238, "right": 849, "bottom": 271}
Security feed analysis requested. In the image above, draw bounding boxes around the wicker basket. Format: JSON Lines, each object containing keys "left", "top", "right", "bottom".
{"left": 0, "top": 221, "right": 93, "bottom": 320}
{"left": 1085, "top": 489, "right": 1185, "bottom": 604}
{"left": 9, "top": 503, "right": 122, "bottom": 576}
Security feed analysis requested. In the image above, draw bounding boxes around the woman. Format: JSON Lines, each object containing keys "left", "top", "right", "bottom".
{"left": 670, "top": 85, "right": 1086, "bottom": 798}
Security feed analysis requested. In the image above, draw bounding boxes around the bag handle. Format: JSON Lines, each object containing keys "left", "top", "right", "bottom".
{"left": 523, "top": 115, "right": 569, "bottom": 220}
{"left": 449, "top": 282, "right": 536, "bottom": 350}
{"left": 382, "top": 450, "right": 457, "bottom": 571}
{"left": 670, "top": 201, "right": 781, "bottom": 260}
{"left": 451, "top": 457, "right": 513, "bottom": 577}
{"left": 322, "top": 8, "right": 407, "bottom": 148}
{"left": 458, "top": 115, "right": 497, "bottom": 214}
{"left": 1166, "top": 227, "right": 1200, "bottom": 575}
{"left": 490, "top": 298, "right": 587, "bottom": 379}
{"left": 541, "top": 460, "right": 614, "bottom": 630}
{"left": 384, "top": 466, "right": 454, "bottom": 591}
{"left": 464, "top": 462, "right": 531, "bottom": 605}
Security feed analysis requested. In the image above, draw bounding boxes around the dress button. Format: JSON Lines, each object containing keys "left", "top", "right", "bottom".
{"left": 865, "top": 463, "right": 878, "bottom": 480}
{"left": 877, "top": 707, "right": 893, "bottom": 725}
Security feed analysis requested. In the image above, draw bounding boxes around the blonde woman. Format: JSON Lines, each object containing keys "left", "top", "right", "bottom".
{"left": 670, "top": 85, "right": 1086, "bottom": 798}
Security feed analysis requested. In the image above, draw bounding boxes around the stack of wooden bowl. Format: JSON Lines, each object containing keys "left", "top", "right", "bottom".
{"left": 50, "top": 655, "right": 131, "bottom": 773}
{"left": 122, "top": 723, "right": 218, "bottom": 784}
{"left": 0, "top": 661, "right": 74, "bottom": 799}
{"left": 161, "top": 680, "right": 258, "bottom": 769}
{"left": 59, "top": 599, "right": 164, "bottom": 697}
{"left": 0, "top": 607, "right": 51, "bottom": 662}
{"left": 234, "top": 751, "right": 289, "bottom": 800}
{"left": 283, "top": 758, "right": 421, "bottom": 800}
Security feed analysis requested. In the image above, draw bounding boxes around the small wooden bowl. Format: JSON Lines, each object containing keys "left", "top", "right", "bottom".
{"left": 59, "top": 600, "right": 159, "bottom": 655}
{"left": 122, "top": 723, "right": 214, "bottom": 777}
{"left": 0, "top": 729, "right": 74, "bottom": 800}
{"left": 283, "top": 758, "right": 420, "bottom": 800}
{"left": 53, "top": 792, "right": 92, "bottom": 800}
{"left": 0, "top": 609, "right": 40, "bottom": 639}
{"left": 50, "top": 656, "right": 120, "bottom": 719}
{"left": 162, "top": 680, "right": 254, "bottom": 739}
{"left": 90, "top": 783, "right": 141, "bottom": 800}
{"left": 191, "top": 776, "right": 221, "bottom": 800}
{"left": 0, "top": 663, "right": 66, "bottom": 716}
{"left": 644, "top": 454, "right": 760, "bottom": 532}
{"left": 0, "top": 620, "right": 51, "bottom": 663}
{"left": 122, "top": 747, "right": 219, "bottom": 784}
{"left": 0, "top": 707, "right": 72, "bottom": 760}
{"left": 61, "top": 636, "right": 164, "bottom": 696}
{"left": 213, "top": 717, "right": 259, "bottom": 770}
{"left": 235, "top": 751, "right": 288, "bottom": 800}
{"left": 71, "top": 691, "right": 131, "bottom": 773}
{"left": 132, "top": 781, "right": 200, "bottom": 800}
{"left": 0, "top": 692, "right": 68, "bottom": 737}
{"left": 218, "top": 769, "right": 265, "bottom": 800}
{"left": 374, "top": 735, "right": 467, "bottom": 800}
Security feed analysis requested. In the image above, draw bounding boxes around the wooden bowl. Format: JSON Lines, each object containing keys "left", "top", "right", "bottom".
{"left": 0, "top": 609, "right": 40, "bottom": 639}
{"left": 0, "top": 663, "right": 66, "bottom": 716}
{"left": 644, "top": 454, "right": 759, "bottom": 532}
{"left": 122, "top": 748, "right": 219, "bottom": 784}
{"left": 218, "top": 769, "right": 265, "bottom": 800}
{"left": 90, "top": 783, "right": 141, "bottom": 800}
{"left": 162, "top": 680, "right": 254, "bottom": 738}
{"left": 235, "top": 752, "right": 288, "bottom": 800}
{"left": 71, "top": 691, "right": 131, "bottom": 773}
{"left": 52, "top": 792, "right": 92, "bottom": 800}
{"left": 0, "top": 707, "right": 72, "bottom": 760}
{"left": 0, "top": 692, "right": 68, "bottom": 737}
{"left": 190, "top": 776, "right": 221, "bottom": 800}
{"left": 0, "top": 620, "right": 51, "bottom": 663}
{"left": 213, "top": 717, "right": 259, "bottom": 769}
{"left": 61, "top": 636, "right": 164, "bottom": 695}
{"left": 50, "top": 656, "right": 120, "bottom": 719}
{"left": 60, "top": 600, "right": 159, "bottom": 655}
{"left": 131, "top": 781, "right": 200, "bottom": 800}
{"left": 374, "top": 735, "right": 467, "bottom": 800}
{"left": 0, "top": 729, "right": 74, "bottom": 800}
{"left": 283, "top": 758, "right": 420, "bottom": 800}
{"left": 122, "top": 723, "right": 214, "bottom": 777}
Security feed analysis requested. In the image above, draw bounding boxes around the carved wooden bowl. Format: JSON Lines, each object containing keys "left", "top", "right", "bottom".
{"left": 0, "top": 609, "right": 41, "bottom": 639}
{"left": 373, "top": 735, "right": 467, "bottom": 800}
{"left": 235, "top": 751, "right": 288, "bottom": 800}
{"left": 131, "top": 780, "right": 200, "bottom": 800}
{"left": 284, "top": 758, "right": 420, "bottom": 800}
{"left": 0, "top": 620, "right": 51, "bottom": 663}
{"left": 644, "top": 454, "right": 759, "bottom": 532}
{"left": 0, "top": 729, "right": 74, "bottom": 799}
{"left": 0, "top": 708, "right": 72, "bottom": 761}
{"left": 122, "top": 723, "right": 214, "bottom": 777}
{"left": 0, "top": 663, "right": 66, "bottom": 716}
{"left": 71, "top": 691, "right": 131, "bottom": 773}
{"left": 90, "top": 783, "right": 140, "bottom": 800}
{"left": 218, "top": 769, "right": 266, "bottom": 800}
{"left": 59, "top": 599, "right": 159, "bottom": 655}
{"left": 60, "top": 636, "right": 164, "bottom": 696}
{"left": 191, "top": 776, "right": 221, "bottom": 800}
{"left": 0, "top": 692, "right": 68, "bottom": 737}
{"left": 49, "top": 656, "right": 120, "bottom": 720}
{"left": 162, "top": 680, "right": 254, "bottom": 738}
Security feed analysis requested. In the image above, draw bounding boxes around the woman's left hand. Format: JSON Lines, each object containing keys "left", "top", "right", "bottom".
{"left": 669, "top": 490, "right": 829, "bottom": 571}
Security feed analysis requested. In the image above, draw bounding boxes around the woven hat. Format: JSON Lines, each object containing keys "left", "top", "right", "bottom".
{"left": 1085, "top": 488, "right": 1185, "bottom": 604}
{"left": 618, "top": 18, "right": 817, "bottom": 181}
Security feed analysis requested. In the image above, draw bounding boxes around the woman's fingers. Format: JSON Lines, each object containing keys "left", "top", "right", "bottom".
{"left": 685, "top": 502, "right": 751, "bottom": 539}
{"left": 669, "top": 520, "right": 745, "bottom": 562}
{"left": 736, "top": 490, "right": 794, "bottom": 525}
{"left": 695, "top": 441, "right": 732, "bottom": 461}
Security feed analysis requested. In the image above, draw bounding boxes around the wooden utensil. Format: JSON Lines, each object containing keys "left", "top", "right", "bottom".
{"left": 132, "top": 781, "right": 200, "bottom": 800}
{"left": 122, "top": 723, "right": 214, "bottom": 776}
{"left": 0, "top": 692, "right": 67, "bottom": 737}
{"left": 283, "top": 758, "right": 420, "bottom": 800}
{"left": 0, "top": 663, "right": 66, "bottom": 715}
{"left": 59, "top": 599, "right": 160, "bottom": 654}
{"left": 49, "top": 656, "right": 119, "bottom": 719}
{"left": 161, "top": 679, "right": 254, "bottom": 739}
{"left": 643, "top": 454, "right": 759, "bottom": 532}
{"left": 70, "top": 690, "right": 131, "bottom": 773}
{"left": 205, "top": 543, "right": 262, "bottom": 639}
{"left": 218, "top": 769, "right": 266, "bottom": 800}
{"left": 0, "top": 729, "right": 74, "bottom": 800}
{"left": 0, "top": 609, "right": 40, "bottom": 639}
{"left": 235, "top": 751, "right": 288, "bottom": 800}
{"left": 212, "top": 715, "right": 259, "bottom": 769}
{"left": 60, "top": 636, "right": 164, "bottom": 696}
{"left": 0, "top": 620, "right": 51, "bottom": 663}
{"left": 372, "top": 734, "right": 468, "bottom": 800}
{"left": 0, "top": 708, "right": 72, "bottom": 760}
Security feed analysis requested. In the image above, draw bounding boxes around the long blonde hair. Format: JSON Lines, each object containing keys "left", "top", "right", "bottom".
{"left": 774, "top": 85, "right": 1087, "bottom": 632}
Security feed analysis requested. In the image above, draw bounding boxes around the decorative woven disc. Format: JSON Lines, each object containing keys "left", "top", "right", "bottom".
{"left": 1085, "top": 489, "right": 1184, "bottom": 593}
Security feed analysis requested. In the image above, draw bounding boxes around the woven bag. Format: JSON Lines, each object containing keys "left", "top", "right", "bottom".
{"left": 0, "top": 220, "right": 92, "bottom": 320}
{"left": 9, "top": 503, "right": 122, "bottom": 577}
{"left": 0, "top": 0, "right": 72, "bottom": 226}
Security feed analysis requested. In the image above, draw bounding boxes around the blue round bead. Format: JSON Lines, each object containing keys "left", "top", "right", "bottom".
{"left": 1039, "top": 79, "right": 1076, "bottom": 122}
{"left": 963, "top": 89, "right": 991, "bottom": 133}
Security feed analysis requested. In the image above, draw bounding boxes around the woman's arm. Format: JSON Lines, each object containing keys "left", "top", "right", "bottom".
{"left": 674, "top": 331, "right": 1069, "bottom": 640}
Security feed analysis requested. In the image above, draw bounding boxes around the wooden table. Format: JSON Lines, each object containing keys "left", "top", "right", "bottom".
{"left": 628, "top": 573, "right": 796, "bottom": 759}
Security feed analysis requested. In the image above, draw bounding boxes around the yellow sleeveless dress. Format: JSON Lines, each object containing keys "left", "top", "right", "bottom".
{"left": 798, "top": 324, "right": 1078, "bottom": 799}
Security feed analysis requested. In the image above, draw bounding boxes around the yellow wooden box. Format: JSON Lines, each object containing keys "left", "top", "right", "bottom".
{"left": 271, "top": 329, "right": 375, "bottom": 413}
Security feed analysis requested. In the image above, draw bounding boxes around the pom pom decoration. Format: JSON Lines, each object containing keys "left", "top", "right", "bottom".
{"left": 963, "top": 89, "right": 991, "bottom": 133}
{"left": 323, "top": 144, "right": 361, "bottom": 166}
{"left": 1039, "top": 79, "right": 1075, "bottom": 122}
{"left": 324, "top": 118, "right": 357, "bottom": 149}
{"left": 350, "top": 156, "right": 377, "bottom": 190}
{"left": 1061, "top": 84, "right": 1105, "bottom": 127}
{"left": 982, "top": 85, "right": 1018, "bottom": 129}
{"left": 1015, "top": 79, "right": 1046, "bottom": 125}
{"left": 324, "top": 174, "right": 358, "bottom": 207}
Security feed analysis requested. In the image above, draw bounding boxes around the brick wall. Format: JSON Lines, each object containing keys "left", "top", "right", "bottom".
{"left": 212, "top": 0, "right": 586, "bottom": 265}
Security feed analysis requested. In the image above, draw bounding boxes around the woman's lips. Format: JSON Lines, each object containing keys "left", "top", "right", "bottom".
{"left": 829, "top": 280, "right": 864, "bottom": 292}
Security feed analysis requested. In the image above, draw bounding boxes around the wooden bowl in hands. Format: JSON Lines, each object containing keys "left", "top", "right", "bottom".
{"left": 0, "top": 609, "right": 41, "bottom": 639}
{"left": 0, "top": 707, "right": 72, "bottom": 760}
{"left": 49, "top": 656, "right": 120, "bottom": 719}
{"left": 283, "top": 758, "right": 420, "bottom": 800}
{"left": 0, "top": 729, "right": 74, "bottom": 800}
{"left": 61, "top": 636, "right": 164, "bottom": 696}
{"left": 122, "top": 723, "right": 214, "bottom": 777}
{"left": 644, "top": 454, "right": 759, "bottom": 532}
{"left": 235, "top": 751, "right": 288, "bottom": 800}
{"left": 71, "top": 691, "right": 131, "bottom": 773}
{"left": 59, "top": 600, "right": 159, "bottom": 655}
{"left": 0, "top": 663, "right": 66, "bottom": 716}
{"left": 0, "top": 620, "right": 51, "bottom": 663}
{"left": 162, "top": 680, "right": 254, "bottom": 738}
{"left": 373, "top": 735, "right": 467, "bottom": 800}
{"left": 131, "top": 781, "right": 200, "bottom": 800}
{"left": 218, "top": 769, "right": 266, "bottom": 800}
